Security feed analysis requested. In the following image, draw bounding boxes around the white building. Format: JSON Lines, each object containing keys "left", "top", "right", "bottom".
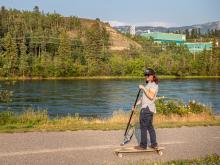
{"left": 130, "top": 25, "right": 135, "bottom": 35}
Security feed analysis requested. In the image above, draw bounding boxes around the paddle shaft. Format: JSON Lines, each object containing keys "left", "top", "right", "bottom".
{"left": 124, "top": 89, "right": 141, "bottom": 136}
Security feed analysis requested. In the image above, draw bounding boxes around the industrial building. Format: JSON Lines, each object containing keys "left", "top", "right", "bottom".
{"left": 141, "top": 32, "right": 186, "bottom": 44}
{"left": 141, "top": 31, "right": 212, "bottom": 53}
{"left": 184, "top": 42, "right": 212, "bottom": 53}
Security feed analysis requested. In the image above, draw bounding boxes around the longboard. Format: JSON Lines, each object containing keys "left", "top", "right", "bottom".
{"left": 114, "top": 146, "right": 165, "bottom": 157}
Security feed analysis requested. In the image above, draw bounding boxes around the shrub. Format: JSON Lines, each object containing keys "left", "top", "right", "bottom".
{"left": 0, "top": 90, "right": 13, "bottom": 102}
{"left": 155, "top": 98, "right": 212, "bottom": 116}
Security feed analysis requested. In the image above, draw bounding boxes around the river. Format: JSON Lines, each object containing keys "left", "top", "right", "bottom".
{"left": 0, "top": 79, "right": 219, "bottom": 117}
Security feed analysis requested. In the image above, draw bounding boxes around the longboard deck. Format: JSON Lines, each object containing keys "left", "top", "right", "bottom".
{"left": 114, "top": 146, "right": 165, "bottom": 157}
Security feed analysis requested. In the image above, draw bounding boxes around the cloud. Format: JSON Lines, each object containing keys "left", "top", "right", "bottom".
{"left": 106, "top": 20, "right": 131, "bottom": 27}
{"left": 145, "top": 21, "right": 178, "bottom": 27}
{"left": 106, "top": 20, "right": 178, "bottom": 28}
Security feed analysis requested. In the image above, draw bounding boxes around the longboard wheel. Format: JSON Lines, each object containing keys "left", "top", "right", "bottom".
{"left": 117, "top": 153, "right": 123, "bottom": 158}
{"left": 158, "top": 150, "right": 163, "bottom": 156}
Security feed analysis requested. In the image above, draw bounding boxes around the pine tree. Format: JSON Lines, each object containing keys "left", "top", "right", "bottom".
{"left": 57, "top": 32, "right": 72, "bottom": 76}
{"left": 211, "top": 38, "right": 218, "bottom": 75}
{"left": 185, "top": 29, "right": 189, "bottom": 39}
{"left": 2, "top": 33, "right": 18, "bottom": 76}
{"left": 84, "top": 21, "right": 109, "bottom": 75}
{"left": 19, "top": 39, "right": 28, "bottom": 77}
{"left": 198, "top": 28, "right": 201, "bottom": 37}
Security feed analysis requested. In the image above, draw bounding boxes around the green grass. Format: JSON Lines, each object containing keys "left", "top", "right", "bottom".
{"left": 0, "top": 98, "right": 219, "bottom": 133}
{"left": 0, "top": 108, "right": 219, "bottom": 133}
{"left": 129, "top": 154, "right": 220, "bottom": 165}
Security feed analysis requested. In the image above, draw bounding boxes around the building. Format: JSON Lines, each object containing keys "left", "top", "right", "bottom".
{"left": 141, "top": 32, "right": 186, "bottom": 44}
{"left": 130, "top": 25, "right": 136, "bottom": 35}
{"left": 184, "top": 42, "right": 212, "bottom": 53}
{"left": 141, "top": 31, "right": 212, "bottom": 52}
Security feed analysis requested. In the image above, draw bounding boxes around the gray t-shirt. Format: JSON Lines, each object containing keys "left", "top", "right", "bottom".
{"left": 141, "top": 82, "right": 159, "bottom": 113}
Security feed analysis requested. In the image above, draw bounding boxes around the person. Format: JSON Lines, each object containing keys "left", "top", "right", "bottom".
{"left": 133, "top": 68, "right": 159, "bottom": 150}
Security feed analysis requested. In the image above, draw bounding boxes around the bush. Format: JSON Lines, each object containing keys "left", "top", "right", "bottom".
{"left": 0, "top": 90, "right": 13, "bottom": 102}
{"left": 156, "top": 98, "right": 212, "bottom": 116}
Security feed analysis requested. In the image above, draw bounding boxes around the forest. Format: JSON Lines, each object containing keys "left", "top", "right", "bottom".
{"left": 0, "top": 6, "right": 220, "bottom": 77}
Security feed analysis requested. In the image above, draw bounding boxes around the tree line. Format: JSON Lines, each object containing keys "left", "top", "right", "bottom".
{"left": 173, "top": 28, "right": 220, "bottom": 40}
{"left": 0, "top": 6, "right": 219, "bottom": 77}
{"left": 0, "top": 6, "right": 110, "bottom": 77}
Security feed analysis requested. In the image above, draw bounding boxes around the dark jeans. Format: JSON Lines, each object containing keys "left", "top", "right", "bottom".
{"left": 140, "top": 107, "right": 157, "bottom": 149}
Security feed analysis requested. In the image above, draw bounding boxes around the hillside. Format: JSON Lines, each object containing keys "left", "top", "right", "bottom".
{"left": 0, "top": 7, "right": 143, "bottom": 77}
{"left": 63, "top": 17, "right": 141, "bottom": 50}
{"left": 0, "top": 7, "right": 219, "bottom": 78}
{"left": 72, "top": 18, "right": 141, "bottom": 50}
{"left": 0, "top": 6, "right": 140, "bottom": 51}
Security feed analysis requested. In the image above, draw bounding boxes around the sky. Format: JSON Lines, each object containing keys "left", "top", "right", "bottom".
{"left": 1, "top": 0, "right": 220, "bottom": 27}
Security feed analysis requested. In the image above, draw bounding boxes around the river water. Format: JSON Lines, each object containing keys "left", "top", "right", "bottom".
{"left": 0, "top": 79, "right": 219, "bottom": 117}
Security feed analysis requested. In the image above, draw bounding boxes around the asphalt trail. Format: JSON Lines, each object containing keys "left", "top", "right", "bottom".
{"left": 0, "top": 126, "right": 219, "bottom": 165}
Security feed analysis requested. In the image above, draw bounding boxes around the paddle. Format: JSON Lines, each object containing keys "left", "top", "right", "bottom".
{"left": 121, "top": 89, "right": 141, "bottom": 146}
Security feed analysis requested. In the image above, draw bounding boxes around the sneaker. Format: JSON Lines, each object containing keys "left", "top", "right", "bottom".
{"left": 134, "top": 146, "right": 146, "bottom": 150}
{"left": 150, "top": 144, "right": 158, "bottom": 149}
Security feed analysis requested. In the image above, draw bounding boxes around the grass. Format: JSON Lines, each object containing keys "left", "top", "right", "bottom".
{"left": 0, "top": 97, "right": 219, "bottom": 133}
{"left": 0, "top": 108, "right": 219, "bottom": 133}
{"left": 0, "top": 75, "right": 220, "bottom": 80}
{"left": 129, "top": 154, "right": 220, "bottom": 165}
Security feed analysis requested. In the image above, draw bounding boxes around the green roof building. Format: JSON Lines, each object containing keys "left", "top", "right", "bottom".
{"left": 184, "top": 42, "right": 212, "bottom": 53}
{"left": 141, "top": 31, "right": 212, "bottom": 52}
{"left": 141, "top": 32, "right": 186, "bottom": 44}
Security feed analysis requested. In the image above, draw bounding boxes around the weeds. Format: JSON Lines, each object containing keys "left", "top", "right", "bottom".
{"left": 0, "top": 99, "right": 219, "bottom": 133}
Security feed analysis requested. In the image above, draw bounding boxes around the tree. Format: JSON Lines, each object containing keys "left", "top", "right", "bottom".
{"left": 2, "top": 33, "right": 18, "bottom": 76}
{"left": 198, "top": 28, "right": 201, "bottom": 37}
{"left": 84, "top": 21, "right": 109, "bottom": 75}
{"left": 211, "top": 38, "right": 218, "bottom": 75}
{"left": 56, "top": 32, "right": 72, "bottom": 76}
{"left": 33, "top": 6, "right": 40, "bottom": 13}
{"left": 185, "top": 29, "right": 190, "bottom": 39}
{"left": 19, "top": 39, "right": 28, "bottom": 77}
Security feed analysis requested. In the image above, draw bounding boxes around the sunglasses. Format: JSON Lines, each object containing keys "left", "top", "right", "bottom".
{"left": 144, "top": 74, "right": 150, "bottom": 77}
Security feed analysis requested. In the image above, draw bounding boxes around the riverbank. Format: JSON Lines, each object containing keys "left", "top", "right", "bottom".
{"left": 0, "top": 75, "right": 220, "bottom": 80}
{"left": 0, "top": 109, "right": 220, "bottom": 133}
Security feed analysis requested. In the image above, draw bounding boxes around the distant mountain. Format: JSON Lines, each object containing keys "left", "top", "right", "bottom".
{"left": 114, "top": 21, "right": 220, "bottom": 35}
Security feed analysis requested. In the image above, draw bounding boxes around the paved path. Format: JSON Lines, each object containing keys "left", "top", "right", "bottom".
{"left": 0, "top": 126, "right": 220, "bottom": 165}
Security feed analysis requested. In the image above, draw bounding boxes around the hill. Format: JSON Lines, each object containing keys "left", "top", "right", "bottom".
{"left": 114, "top": 21, "right": 220, "bottom": 34}
{"left": 0, "top": 6, "right": 219, "bottom": 78}
{"left": 77, "top": 18, "right": 141, "bottom": 50}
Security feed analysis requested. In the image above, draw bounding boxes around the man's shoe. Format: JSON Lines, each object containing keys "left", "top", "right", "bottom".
{"left": 134, "top": 146, "right": 146, "bottom": 150}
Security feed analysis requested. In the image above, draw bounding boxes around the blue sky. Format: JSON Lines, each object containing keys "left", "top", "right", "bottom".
{"left": 1, "top": 0, "right": 220, "bottom": 27}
